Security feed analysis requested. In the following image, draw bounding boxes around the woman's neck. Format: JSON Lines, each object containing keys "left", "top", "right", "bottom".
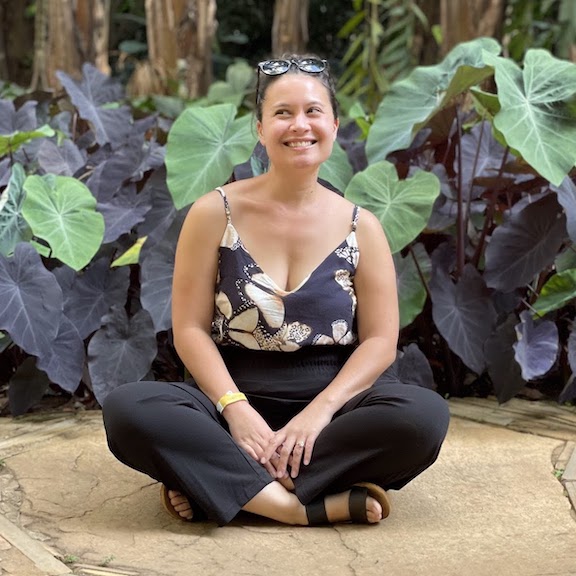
{"left": 261, "top": 166, "right": 320, "bottom": 207}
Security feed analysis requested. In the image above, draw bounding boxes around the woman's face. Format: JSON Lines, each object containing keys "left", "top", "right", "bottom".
{"left": 257, "top": 74, "right": 339, "bottom": 172}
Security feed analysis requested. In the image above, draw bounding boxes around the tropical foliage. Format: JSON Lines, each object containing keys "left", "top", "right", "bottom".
{"left": 2, "top": 36, "right": 576, "bottom": 415}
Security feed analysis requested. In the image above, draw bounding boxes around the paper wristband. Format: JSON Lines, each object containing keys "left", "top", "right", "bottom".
{"left": 216, "top": 391, "right": 247, "bottom": 414}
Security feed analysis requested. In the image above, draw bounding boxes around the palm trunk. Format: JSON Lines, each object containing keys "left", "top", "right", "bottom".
{"left": 272, "top": 0, "right": 310, "bottom": 57}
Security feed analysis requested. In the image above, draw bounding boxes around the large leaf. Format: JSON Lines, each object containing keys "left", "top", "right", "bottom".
{"left": 484, "top": 314, "right": 526, "bottom": 403}
{"left": 344, "top": 161, "right": 440, "bottom": 253}
{"left": 22, "top": 174, "right": 105, "bottom": 270}
{"left": 394, "top": 243, "right": 431, "bottom": 329}
{"left": 429, "top": 262, "right": 496, "bottom": 374}
{"left": 484, "top": 49, "right": 576, "bottom": 186}
{"left": 0, "top": 243, "right": 62, "bottom": 357}
{"left": 37, "top": 139, "right": 86, "bottom": 176}
{"left": 88, "top": 306, "right": 158, "bottom": 405}
{"left": 166, "top": 103, "right": 257, "bottom": 209}
{"left": 383, "top": 343, "right": 436, "bottom": 389}
{"left": 0, "top": 163, "right": 32, "bottom": 256}
{"left": 64, "top": 257, "right": 130, "bottom": 339}
{"left": 366, "top": 37, "right": 501, "bottom": 163}
{"left": 319, "top": 140, "right": 354, "bottom": 192}
{"left": 457, "top": 121, "right": 507, "bottom": 200}
{"left": 56, "top": 64, "right": 132, "bottom": 148}
{"left": 136, "top": 166, "right": 178, "bottom": 260}
{"left": 0, "top": 125, "right": 55, "bottom": 157}
{"left": 8, "top": 357, "right": 51, "bottom": 416}
{"left": 36, "top": 315, "right": 84, "bottom": 394}
{"left": 97, "top": 183, "right": 151, "bottom": 244}
{"left": 484, "top": 193, "right": 567, "bottom": 291}
{"left": 513, "top": 310, "right": 558, "bottom": 381}
{"left": 532, "top": 269, "right": 576, "bottom": 316}
{"left": 552, "top": 176, "right": 576, "bottom": 244}
{"left": 140, "top": 214, "right": 185, "bottom": 332}
{"left": 0, "top": 99, "right": 37, "bottom": 134}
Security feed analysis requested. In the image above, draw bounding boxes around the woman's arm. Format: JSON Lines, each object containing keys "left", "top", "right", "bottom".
{"left": 172, "top": 190, "right": 277, "bottom": 468}
{"left": 265, "top": 208, "right": 399, "bottom": 478}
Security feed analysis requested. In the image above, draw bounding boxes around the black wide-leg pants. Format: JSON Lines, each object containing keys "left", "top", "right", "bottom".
{"left": 102, "top": 346, "right": 450, "bottom": 526}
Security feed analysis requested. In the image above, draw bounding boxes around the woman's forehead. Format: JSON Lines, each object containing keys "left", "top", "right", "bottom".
{"left": 263, "top": 74, "right": 331, "bottom": 103}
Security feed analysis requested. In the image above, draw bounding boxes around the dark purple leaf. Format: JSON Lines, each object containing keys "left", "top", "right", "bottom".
{"left": 140, "top": 214, "right": 184, "bottom": 332}
{"left": 551, "top": 177, "right": 576, "bottom": 244}
{"left": 64, "top": 257, "right": 130, "bottom": 339}
{"left": 430, "top": 262, "right": 496, "bottom": 374}
{"left": 56, "top": 64, "right": 132, "bottom": 149}
{"left": 130, "top": 141, "right": 165, "bottom": 182}
{"left": 384, "top": 343, "right": 436, "bottom": 389}
{"left": 0, "top": 100, "right": 38, "bottom": 134}
{"left": 0, "top": 158, "right": 11, "bottom": 187}
{"left": 52, "top": 264, "right": 77, "bottom": 296}
{"left": 0, "top": 243, "right": 62, "bottom": 357}
{"left": 568, "top": 324, "right": 576, "bottom": 376}
{"left": 86, "top": 151, "right": 134, "bottom": 202}
{"left": 137, "top": 166, "right": 178, "bottom": 259}
{"left": 457, "top": 121, "right": 507, "bottom": 200}
{"left": 88, "top": 306, "right": 158, "bottom": 405}
{"left": 484, "top": 193, "right": 567, "bottom": 292}
{"left": 484, "top": 314, "right": 526, "bottom": 403}
{"left": 8, "top": 357, "right": 51, "bottom": 416}
{"left": 513, "top": 310, "right": 558, "bottom": 381}
{"left": 98, "top": 183, "right": 152, "bottom": 243}
{"left": 559, "top": 375, "right": 576, "bottom": 403}
{"left": 36, "top": 315, "right": 84, "bottom": 393}
{"left": 37, "top": 139, "right": 86, "bottom": 176}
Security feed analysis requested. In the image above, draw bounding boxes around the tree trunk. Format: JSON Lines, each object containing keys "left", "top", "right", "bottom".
{"left": 440, "top": 0, "right": 506, "bottom": 56}
{"left": 272, "top": 0, "right": 310, "bottom": 57}
{"left": 130, "top": 0, "right": 216, "bottom": 99}
{"left": 30, "top": 0, "right": 111, "bottom": 91}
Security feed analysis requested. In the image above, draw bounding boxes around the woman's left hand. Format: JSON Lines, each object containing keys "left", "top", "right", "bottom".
{"left": 262, "top": 404, "right": 334, "bottom": 479}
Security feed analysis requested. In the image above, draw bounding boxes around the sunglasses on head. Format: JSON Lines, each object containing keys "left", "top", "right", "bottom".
{"left": 257, "top": 58, "right": 328, "bottom": 76}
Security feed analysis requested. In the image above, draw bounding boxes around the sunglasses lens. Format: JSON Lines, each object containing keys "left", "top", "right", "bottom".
{"left": 260, "top": 60, "right": 291, "bottom": 75}
{"left": 298, "top": 59, "right": 326, "bottom": 73}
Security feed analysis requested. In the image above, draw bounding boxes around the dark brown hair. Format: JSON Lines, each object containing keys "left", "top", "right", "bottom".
{"left": 255, "top": 54, "right": 339, "bottom": 122}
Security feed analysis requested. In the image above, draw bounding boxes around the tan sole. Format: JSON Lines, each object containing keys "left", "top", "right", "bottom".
{"left": 354, "top": 482, "right": 391, "bottom": 519}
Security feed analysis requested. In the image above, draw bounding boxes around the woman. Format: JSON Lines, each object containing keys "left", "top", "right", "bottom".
{"left": 103, "top": 56, "right": 450, "bottom": 527}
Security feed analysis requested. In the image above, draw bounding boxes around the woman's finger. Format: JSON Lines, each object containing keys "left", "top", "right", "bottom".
{"left": 289, "top": 439, "right": 306, "bottom": 478}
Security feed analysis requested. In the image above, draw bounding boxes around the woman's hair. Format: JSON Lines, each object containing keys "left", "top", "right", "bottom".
{"left": 255, "top": 53, "right": 338, "bottom": 121}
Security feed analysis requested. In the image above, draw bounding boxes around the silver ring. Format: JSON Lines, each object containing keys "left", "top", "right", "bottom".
{"left": 296, "top": 441, "right": 305, "bottom": 448}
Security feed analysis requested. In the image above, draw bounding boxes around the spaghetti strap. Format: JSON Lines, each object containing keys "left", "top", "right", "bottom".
{"left": 215, "top": 186, "right": 231, "bottom": 224}
{"left": 351, "top": 205, "right": 360, "bottom": 232}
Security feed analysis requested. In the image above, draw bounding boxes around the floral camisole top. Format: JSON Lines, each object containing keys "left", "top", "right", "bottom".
{"left": 211, "top": 187, "right": 360, "bottom": 352}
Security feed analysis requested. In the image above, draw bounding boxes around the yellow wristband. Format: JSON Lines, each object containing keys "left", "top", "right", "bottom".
{"left": 216, "top": 391, "right": 247, "bottom": 414}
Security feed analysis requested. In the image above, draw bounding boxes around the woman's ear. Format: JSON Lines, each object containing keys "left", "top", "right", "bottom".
{"left": 257, "top": 120, "right": 265, "bottom": 146}
{"left": 333, "top": 117, "right": 340, "bottom": 141}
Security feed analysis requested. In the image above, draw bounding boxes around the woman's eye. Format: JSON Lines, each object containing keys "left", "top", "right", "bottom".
{"left": 308, "top": 107, "right": 321, "bottom": 114}
{"left": 275, "top": 110, "right": 289, "bottom": 115}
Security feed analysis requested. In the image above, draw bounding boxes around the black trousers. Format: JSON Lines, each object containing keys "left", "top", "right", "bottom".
{"left": 102, "top": 346, "right": 450, "bottom": 525}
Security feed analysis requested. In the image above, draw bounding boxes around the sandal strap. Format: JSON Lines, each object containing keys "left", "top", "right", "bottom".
{"left": 306, "top": 498, "right": 329, "bottom": 525}
{"left": 348, "top": 486, "right": 369, "bottom": 523}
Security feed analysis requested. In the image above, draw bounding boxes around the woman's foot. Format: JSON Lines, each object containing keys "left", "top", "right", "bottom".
{"left": 163, "top": 488, "right": 193, "bottom": 520}
{"left": 243, "top": 481, "right": 388, "bottom": 525}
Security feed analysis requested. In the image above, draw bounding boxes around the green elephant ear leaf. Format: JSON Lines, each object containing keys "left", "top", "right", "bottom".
{"left": 345, "top": 161, "right": 440, "bottom": 254}
{"left": 166, "top": 103, "right": 258, "bottom": 209}
{"left": 319, "top": 140, "right": 354, "bottom": 192}
{"left": 0, "top": 163, "right": 32, "bottom": 256}
{"left": 0, "top": 125, "right": 55, "bottom": 157}
{"left": 366, "top": 37, "right": 501, "bottom": 163}
{"left": 22, "top": 174, "right": 105, "bottom": 270}
{"left": 484, "top": 48, "right": 576, "bottom": 186}
{"left": 532, "top": 269, "right": 576, "bottom": 317}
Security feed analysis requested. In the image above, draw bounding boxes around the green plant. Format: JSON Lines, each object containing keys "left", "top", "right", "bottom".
{"left": 337, "top": 0, "right": 428, "bottom": 113}
{"left": 99, "top": 554, "right": 115, "bottom": 566}
{"left": 62, "top": 554, "right": 79, "bottom": 564}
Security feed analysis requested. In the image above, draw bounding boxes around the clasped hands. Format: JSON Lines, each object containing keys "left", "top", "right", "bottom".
{"left": 225, "top": 401, "right": 333, "bottom": 480}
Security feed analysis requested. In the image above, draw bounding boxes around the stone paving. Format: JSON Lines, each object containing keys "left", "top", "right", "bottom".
{"left": 0, "top": 399, "right": 575, "bottom": 576}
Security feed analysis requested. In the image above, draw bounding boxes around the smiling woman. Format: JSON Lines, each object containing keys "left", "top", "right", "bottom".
{"left": 101, "top": 54, "right": 450, "bottom": 528}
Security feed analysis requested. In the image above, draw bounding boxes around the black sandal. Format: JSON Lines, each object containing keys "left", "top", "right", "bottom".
{"left": 305, "top": 482, "right": 391, "bottom": 525}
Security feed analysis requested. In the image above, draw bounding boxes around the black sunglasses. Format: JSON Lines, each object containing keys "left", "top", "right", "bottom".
{"left": 257, "top": 58, "right": 328, "bottom": 76}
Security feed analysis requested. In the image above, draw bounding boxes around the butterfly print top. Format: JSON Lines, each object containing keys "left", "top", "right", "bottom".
{"left": 211, "top": 187, "right": 360, "bottom": 352}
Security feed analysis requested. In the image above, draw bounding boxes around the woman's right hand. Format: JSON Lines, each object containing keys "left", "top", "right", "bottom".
{"left": 222, "top": 401, "right": 279, "bottom": 477}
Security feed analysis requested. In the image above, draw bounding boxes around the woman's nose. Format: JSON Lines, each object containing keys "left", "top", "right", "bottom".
{"left": 291, "top": 111, "right": 310, "bottom": 131}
